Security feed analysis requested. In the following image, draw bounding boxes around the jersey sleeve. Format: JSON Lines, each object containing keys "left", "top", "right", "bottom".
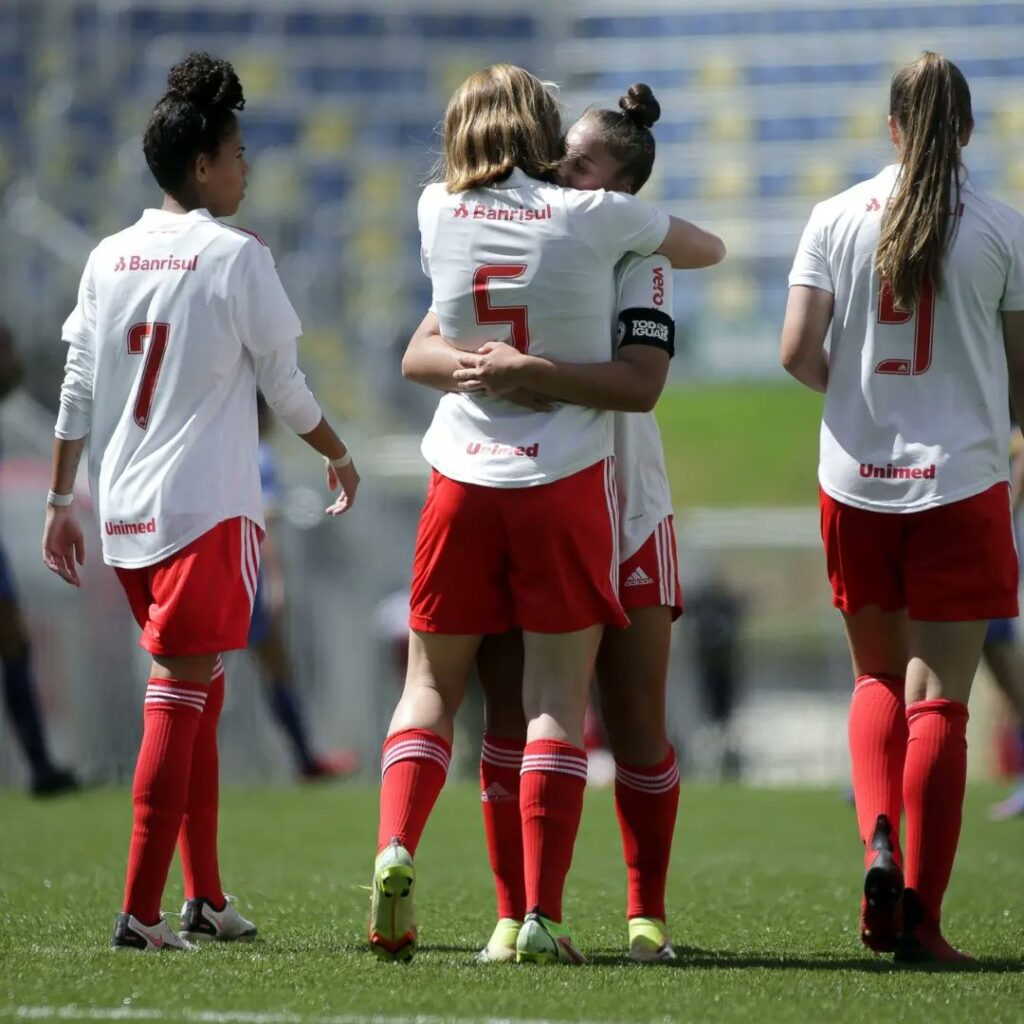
{"left": 56, "top": 252, "right": 97, "bottom": 440}
{"left": 614, "top": 255, "right": 675, "bottom": 357}
{"left": 570, "top": 189, "right": 671, "bottom": 262}
{"left": 232, "top": 240, "right": 303, "bottom": 356}
{"left": 232, "top": 241, "right": 322, "bottom": 435}
{"left": 788, "top": 204, "right": 834, "bottom": 293}
{"left": 1000, "top": 213, "right": 1024, "bottom": 311}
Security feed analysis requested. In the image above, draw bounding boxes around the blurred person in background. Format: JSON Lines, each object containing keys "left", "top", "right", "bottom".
{"left": 0, "top": 324, "right": 79, "bottom": 796}
{"left": 249, "top": 394, "right": 358, "bottom": 782}
{"left": 42, "top": 52, "right": 358, "bottom": 953}
{"left": 375, "top": 66, "right": 722, "bottom": 965}
{"left": 782, "top": 52, "right": 1024, "bottom": 962}
{"left": 688, "top": 574, "right": 746, "bottom": 781}
{"left": 985, "top": 423, "right": 1024, "bottom": 819}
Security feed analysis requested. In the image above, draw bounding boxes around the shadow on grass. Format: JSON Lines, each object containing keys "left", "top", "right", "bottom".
{"left": 585, "top": 947, "right": 1024, "bottom": 974}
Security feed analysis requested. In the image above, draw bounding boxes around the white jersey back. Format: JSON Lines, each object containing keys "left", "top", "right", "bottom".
{"left": 418, "top": 168, "right": 669, "bottom": 487}
{"left": 612, "top": 254, "right": 675, "bottom": 560}
{"left": 61, "top": 208, "right": 302, "bottom": 567}
{"left": 790, "top": 164, "right": 1024, "bottom": 511}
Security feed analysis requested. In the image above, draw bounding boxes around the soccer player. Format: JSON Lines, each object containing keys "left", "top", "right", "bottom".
{"left": 0, "top": 325, "right": 79, "bottom": 796}
{"left": 42, "top": 53, "right": 358, "bottom": 952}
{"left": 248, "top": 394, "right": 358, "bottom": 782}
{"left": 370, "top": 64, "right": 722, "bottom": 965}
{"left": 406, "top": 84, "right": 684, "bottom": 963}
{"left": 781, "top": 52, "right": 1024, "bottom": 962}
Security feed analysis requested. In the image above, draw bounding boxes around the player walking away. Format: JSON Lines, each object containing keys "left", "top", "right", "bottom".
{"left": 371, "top": 65, "right": 722, "bottom": 965}
{"left": 782, "top": 52, "right": 1024, "bottom": 963}
{"left": 0, "top": 325, "right": 79, "bottom": 796}
{"left": 405, "top": 85, "right": 688, "bottom": 963}
{"left": 248, "top": 395, "right": 358, "bottom": 782}
{"left": 42, "top": 53, "right": 358, "bottom": 952}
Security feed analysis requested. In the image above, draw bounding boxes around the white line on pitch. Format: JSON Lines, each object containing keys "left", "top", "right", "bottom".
{"left": 5, "top": 1007, "right": 642, "bottom": 1024}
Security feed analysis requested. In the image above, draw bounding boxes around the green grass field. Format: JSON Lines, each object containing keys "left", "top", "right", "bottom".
{"left": 655, "top": 382, "right": 823, "bottom": 507}
{"left": 2, "top": 784, "right": 1023, "bottom": 1024}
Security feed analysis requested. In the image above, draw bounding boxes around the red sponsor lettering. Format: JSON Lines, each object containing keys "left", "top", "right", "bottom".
{"left": 104, "top": 516, "right": 157, "bottom": 536}
{"left": 858, "top": 462, "right": 936, "bottom": 480}
{"left": 466, "top": 441, "right": 540, "bottom": 457}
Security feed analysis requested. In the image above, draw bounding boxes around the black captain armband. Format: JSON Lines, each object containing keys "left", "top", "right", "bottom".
{"left": 616, "top": 307, "right": 675, "bottom": 357}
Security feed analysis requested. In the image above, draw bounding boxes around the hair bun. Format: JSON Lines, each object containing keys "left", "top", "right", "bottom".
{"left": 166, "top": 51, "right": 244, "bottom": 112}
{"left": 619, "top": 83, "right": 660, "bottom": 130}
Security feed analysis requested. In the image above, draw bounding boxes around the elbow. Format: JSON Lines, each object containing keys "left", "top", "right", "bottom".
{"left": 632, "top": 390, "right": 659, "bottom": 413}
{"left": 707, "top": 236, "right": 727, "bottom": 267}
{"left": 400, "top": 352, "right": 425, "bottom": 383}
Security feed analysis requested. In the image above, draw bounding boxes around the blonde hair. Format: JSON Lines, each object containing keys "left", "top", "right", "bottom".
{"left": 876, "top": 52, "right": 972, "bottom": 310}
{"left": 440, "top": 64, "right": 563, "bottom": 193}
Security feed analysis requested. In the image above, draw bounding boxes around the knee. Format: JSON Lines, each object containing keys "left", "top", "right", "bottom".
{"left": 602, "top": 703, "right": 668, "bottom": 767}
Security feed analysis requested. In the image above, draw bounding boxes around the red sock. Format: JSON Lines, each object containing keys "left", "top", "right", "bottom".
{"left": 848, "top": 674, "right": 907, "bottom": 868}
{"left": 377, "top": 728, "right": 451, "bottom": 855}
{"left": 615, "top": 747, "right": 680, "bottom": 922}
{"left": 520, "top": 740, "right": 587, "bottom": 923}
{"left": 179, "top": 661, "right": 225, "bottom": 905}
{"left": 123, "top": 678, "right": 207, "bottom": 923}
{"left": 480, "top": 733, "right": 525, "bottom": 921}
{"left": 903, "top": 699, "right": 969, "bottom": 923}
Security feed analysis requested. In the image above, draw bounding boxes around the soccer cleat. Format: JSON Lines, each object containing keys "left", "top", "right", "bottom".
{"left": 860, "top": 814, "right": 904, "bottom": 953}
{"left": 894, "top": 889, "right": 973, "bottom": 964}
{"left": 111, "top": 913, "right": 194, "bottom": 952}
{"left": 989, "top": 786, "right": 1024, "bottom": 821}
{"left": 515, "top": 911, "right": 586, "bottom": 965}
{"left": 475, "top": 918, "right": 522, "bottom": 963}
{"left": 369, "top": 839, "right": 417, "bottom": 962}
{"left": 300, "top": 749, "right": 360, "bottom": 783}
{"left": 628, "top": 916, "right": 677, "bottom": 962}
{"left": 30, "top": 767, "right": 79, "bottom": 798}
{"left": 179, "top": 896, "right": 257, "bottom": 942}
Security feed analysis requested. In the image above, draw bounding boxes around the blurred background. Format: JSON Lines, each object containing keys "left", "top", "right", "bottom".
{"left": 1, "top": 0, "right": 1022, "bottom": 790}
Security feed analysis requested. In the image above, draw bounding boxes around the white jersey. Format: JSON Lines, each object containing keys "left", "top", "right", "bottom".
{"left": 418, "top": 168, "right": 670, "bottom": 487}
{"left": 58, "top": 208, "right": 321, "bottom": 568}
{"left": 790, "top": 164, "right": 1024, "bottom": 512}
{"left": 612, "top": 254, "right": 675, "bottom": 561}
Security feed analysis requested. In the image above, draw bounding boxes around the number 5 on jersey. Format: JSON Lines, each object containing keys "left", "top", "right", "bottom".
{"left": 127, "top": 321, "right": 170, "bottom": 429}
{"left": 874, "top": 281, "right": 934, "bottom": 376}
{"left": 473, "top": 264, "right": 531, "bottom": 353}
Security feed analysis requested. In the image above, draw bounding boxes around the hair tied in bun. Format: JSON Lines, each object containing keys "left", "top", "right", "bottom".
{"left": 619, "top": 83, "right": 660, "bottom": 131}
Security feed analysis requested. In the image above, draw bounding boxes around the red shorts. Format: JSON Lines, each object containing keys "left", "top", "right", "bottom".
{"left": 115, "top": 517, "right": 262, "bottom": 656}
{"left": 619, "top": 516, "right": 683, "bottom": 621}
{"left": 820, "top": 483, "right": 1018, "bottom": 621}
{"left": 410, "top": 460, "right": 627, "bottom": 634}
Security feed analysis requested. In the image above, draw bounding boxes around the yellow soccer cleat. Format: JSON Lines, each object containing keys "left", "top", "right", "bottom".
{"left": 628, "top": 916, "right": 677, "bottom": 963}
{"left": 475, "top": 917, "right": 522, "bottom": 963}
{"left": 368, "top": 839, "right": 417, "bottom": 962}
{"left": 515, "top": 911, "right": 586, "bottom": 965}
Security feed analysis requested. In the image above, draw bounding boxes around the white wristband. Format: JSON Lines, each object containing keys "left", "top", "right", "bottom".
{"left": 47, "top": 490, "right": 74, "bottom": 507}
{"left": 328, "top": 452, "right": 352, "bottom": 470}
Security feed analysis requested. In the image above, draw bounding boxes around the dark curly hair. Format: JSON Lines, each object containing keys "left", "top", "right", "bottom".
{"left": 576, "top": 83, "right": 660, "bottom": 193}
{"left": 143, "top": 52, "right": 245, "bottom": 196}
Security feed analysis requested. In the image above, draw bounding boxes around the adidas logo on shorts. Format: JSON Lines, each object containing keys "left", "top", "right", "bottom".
{"left": 624, "top": 567, "right": 654, "bottom": 588}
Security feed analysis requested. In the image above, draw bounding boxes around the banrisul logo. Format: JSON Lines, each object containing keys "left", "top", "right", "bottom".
{"left": 114, "top": 254, "right": 199, "bottom": 272}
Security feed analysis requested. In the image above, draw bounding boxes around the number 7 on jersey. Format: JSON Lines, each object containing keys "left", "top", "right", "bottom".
{"left": 473, "top": 264, "right": 531, "bottom": 353}
{"left": 126, "top": 321, "right": 170, "bottom": 429}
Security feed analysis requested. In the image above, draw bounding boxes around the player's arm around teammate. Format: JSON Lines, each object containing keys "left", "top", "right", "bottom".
{"left": 373, "top": 65, "right": 725, "bottom": 965}
{"left": 42, "top": 52, "right": 355, "bottom": 953}
{"left": 781, "top": 52, "right": 1024, "bottom": 962}
{"left": 401, "top": 85, "right": 692, "bottom": 963}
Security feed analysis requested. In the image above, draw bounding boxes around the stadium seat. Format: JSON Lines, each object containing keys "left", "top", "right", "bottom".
{"left": 701, "top": 162, "right": 750, "bottom": 201}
